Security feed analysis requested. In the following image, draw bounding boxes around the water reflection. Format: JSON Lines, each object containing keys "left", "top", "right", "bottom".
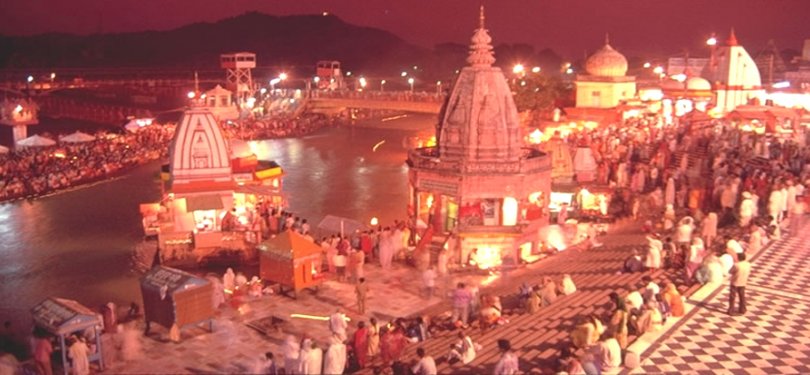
{"left": 0, "top": 114, "right": 431, "bottom": 330}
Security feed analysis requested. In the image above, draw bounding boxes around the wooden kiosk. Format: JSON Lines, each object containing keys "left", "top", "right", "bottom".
{"left": 31, "top": 297, "right": 104, "bottom": 375}
{"left": 259, "top": 230, "right": 324, "bottom": 297}
{"left": 140, "top": 266, "right": 215, "bottom": 337}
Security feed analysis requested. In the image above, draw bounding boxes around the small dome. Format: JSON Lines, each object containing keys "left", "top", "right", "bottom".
{"left": 230, "top": 139, "right": 253, "bottom": 159}
{"left": 660, "top": 79, "right": 685, "bottom": 91}
{"left": 585, "top": 44, "right": 628, "bottom": 77}
{"left": 685, "top": 76, "right": 711, "bottom": 91}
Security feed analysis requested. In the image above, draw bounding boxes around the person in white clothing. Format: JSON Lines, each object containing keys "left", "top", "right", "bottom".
{"left": 329, "top": 309, "right": 348, "bottom": 341}
{"left": 598, "top": 334, "right": 622, "bottom": 373}
{"left": 559, "top": 274, "right": 577, "bottom": 295}
{"left": 446, "top": 331, "right": 477, "bottom": 365}
{"left": 68, "top": 336, "right": 90, "bottom": 375}
{"left": 739, "top": 192, "right": 757, "bottom": 227}
{"left": 494, "top": 339, "right": 519, "bottom": 375}
{"left": 411, "top": 347, "right": 437, "bottom": 375}
{"left": 299, "top": 339, "right": 322, "bottom": 375}
{"left": 323, "top": 335, "right": 346, "bottom": 375}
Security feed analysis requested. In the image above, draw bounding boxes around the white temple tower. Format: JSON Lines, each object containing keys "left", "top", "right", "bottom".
{"left": 708, "top": 29, "right": 765, "bottom": 114}
{"left": 407, "top": 7, "right": 552, "bottom": 269}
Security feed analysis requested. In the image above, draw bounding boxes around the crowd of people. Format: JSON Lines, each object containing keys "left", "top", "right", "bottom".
{"left": 222, "top": 112, "right": 348, "bottom": 141}
{"left": 0, "top": 125, "right": 174, "bottom": 202}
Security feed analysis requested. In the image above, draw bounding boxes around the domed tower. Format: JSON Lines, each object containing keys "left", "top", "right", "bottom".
{"left": 407, "top": 7, "right": 552, "bottom": 269}
{"left": 575, "top": 36, "right": 637, "bottom": 108}
{"left": 437, "top": 7, "right": 522, "bottom": 163}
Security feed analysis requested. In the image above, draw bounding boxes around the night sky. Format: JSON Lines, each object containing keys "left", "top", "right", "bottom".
{"left": 2, "top": 0, "right": 809, "bottom": 57}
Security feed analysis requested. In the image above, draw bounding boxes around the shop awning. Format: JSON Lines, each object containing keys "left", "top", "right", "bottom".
{"left": 184, "top": 195, "right": 225, "bottom": 211}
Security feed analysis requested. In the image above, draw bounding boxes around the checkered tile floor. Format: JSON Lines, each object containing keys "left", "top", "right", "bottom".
{"left": 636, "top": 222, "right": 810, "bottom": 374}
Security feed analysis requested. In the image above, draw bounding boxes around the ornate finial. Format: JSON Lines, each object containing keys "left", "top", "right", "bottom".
{"left": 727, "top": 27, "right": 738, "bottom": 46}
{"left": 605, "top": 33, "right": 610, "bottom": 46}
{"left": 194, "top": 71, "right": 200, "bottom": 94}
{"left": 467, "top": 5, "right": 496, "bottom": 68}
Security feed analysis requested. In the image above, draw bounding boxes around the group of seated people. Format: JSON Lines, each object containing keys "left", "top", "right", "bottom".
{"left": 520, "top": 274, "right": 578, "bottom": 314}
{"left": 559, "top": 275, "right": 686, "bottom": 373}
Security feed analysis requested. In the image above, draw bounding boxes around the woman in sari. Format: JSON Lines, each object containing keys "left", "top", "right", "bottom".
{"left": 353, "top": 321, "right": 369, "bottom": 369}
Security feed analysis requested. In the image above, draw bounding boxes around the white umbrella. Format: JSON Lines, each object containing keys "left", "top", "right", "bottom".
{"left": 0, "top": 144, "right": 9, "bottom": 154}
{"left": 16, "top": 134, "right": 56, "bottom": 147}
{"left": 59, "top": 131, "right": 95, "bottom": 143}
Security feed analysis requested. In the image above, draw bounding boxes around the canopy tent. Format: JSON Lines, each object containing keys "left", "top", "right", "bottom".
{"left": 59, "top": 131, "right": 95, "bottom": 143}
{"left": 16, "top": 134, "right": 56, "bottom": 147}
{"left": 317, "top": 215, "right": 366, "bottom": 236}
{"left": 124, "top": 118, "right": 155, "bottom": 133}
{"left": 31, "top": 297, "right": 105, "bottom": 375}
{"left": 259, "top": 230, "right": 324, "bottom": 296}
{"left": 0, "top": 144, "right": 9, "bottom": 154}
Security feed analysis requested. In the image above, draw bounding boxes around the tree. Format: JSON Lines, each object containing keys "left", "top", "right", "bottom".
{"left": 510, "top": 73, "right": 568, "bottom": 113}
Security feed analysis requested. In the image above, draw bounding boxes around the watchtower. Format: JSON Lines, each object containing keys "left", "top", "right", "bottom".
{"left": 220, "top": 52, "right": 256, "bottom": 102}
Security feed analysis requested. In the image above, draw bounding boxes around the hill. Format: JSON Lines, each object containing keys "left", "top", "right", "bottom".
{"left": 0, "top": 12, "right": 428, "bottom": 73}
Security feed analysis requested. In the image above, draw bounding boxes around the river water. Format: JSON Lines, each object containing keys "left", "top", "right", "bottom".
{"left": 0, "top": 114, "right": 434, "bottom": 332}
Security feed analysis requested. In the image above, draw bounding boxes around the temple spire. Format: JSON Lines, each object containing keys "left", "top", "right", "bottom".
{"left": 467, "top": 5, "right": 496, "bottom": 68}
{"left": 727, "top": 27, "right": 738, "bottom": 46}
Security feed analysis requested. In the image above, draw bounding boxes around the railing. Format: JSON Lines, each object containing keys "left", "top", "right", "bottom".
{"left": 408, "top": 147, "right": 551, "bottom": 173}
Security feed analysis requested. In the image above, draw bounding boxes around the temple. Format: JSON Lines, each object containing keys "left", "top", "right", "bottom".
{"left": 141, "top": 102, "right": 284, "bottom": 263}
{"left": 407, "top": 7, "right": 552, "bottom": 269}
{"left": 575, "top": 36, "right": 637, "bottom": 109}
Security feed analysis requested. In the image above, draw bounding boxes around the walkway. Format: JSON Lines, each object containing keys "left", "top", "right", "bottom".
{"left": 634, "top": 219, "right": 810, "bottom": 374}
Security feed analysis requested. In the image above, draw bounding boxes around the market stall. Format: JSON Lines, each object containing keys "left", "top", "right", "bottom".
{"left": 140, "top": 266, "right": 214, "bottom": 338}
{"left": 31, "top": 297, "right": 104, "bottom": 375}
{"left": 259, "top": 230, "right": 324, "bottom": 297}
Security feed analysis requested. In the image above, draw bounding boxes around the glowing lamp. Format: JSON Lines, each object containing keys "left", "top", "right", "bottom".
{"left": 531, "top": 66, "right": 541, "bottom": 73}
{"left": 706, "top": 37, "right": 717, "bottom": 46}
{"left": 187, "top": 91, "right": 196, "bottom": 99}
{"left": 26, "top": 75, "right": 33, "bottom": 83}
{"left": 653, "top": 66, "right": 664, "bottom": 75}
{"left": 13, "top": 104, "right": 23, "bottom": 113}
{"left": 643, "top": 62, "right": 651, "bottom": 68}
{"left": 512, "top": 64, "right": 525, "bottom": 74}
{"left": 279, "top": 73, "right": 288, "bottom": 81}
{"left": 370, "top": 217, "right": 379, "bottom": 226}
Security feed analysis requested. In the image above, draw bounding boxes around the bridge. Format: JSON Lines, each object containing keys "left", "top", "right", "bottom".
{"left": 305, "top": 91, "right": 444, "bottom": 114}
{"left": 306, "top": 96, "right": 442, "bottom": 114}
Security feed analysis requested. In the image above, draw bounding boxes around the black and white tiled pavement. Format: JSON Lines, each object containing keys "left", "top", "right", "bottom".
{"left": 635, "top": 225, "right": 810, "bottom": 374}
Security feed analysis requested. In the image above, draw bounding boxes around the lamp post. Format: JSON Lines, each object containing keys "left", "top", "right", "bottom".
{"left": 408, "top": 77, "right": 415, "bottom": 93}
{"left": 358, "top": 77, "right": 367, "bottom": 91}
{"left": 436, "top": 81, "right": 442, "bottom": 96}
{"left": 380, "top": 79, "right": 386, "bottom": 92}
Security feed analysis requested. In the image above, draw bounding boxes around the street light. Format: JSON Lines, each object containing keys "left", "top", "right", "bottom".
{"left": 26, "top": 75, "right": 34, "bottom": 83}
{"left": 187, "top": 91, "right": 196, "bottom": 99}
{"left": 706, "top": 36, "right": 717, "bottom": 46}
{"left": 436, "top": 81, "right": 442, "bottom": 95}
{"left": 408, "top": 77, "right": 415, "bottom": 92}
{"left": 531, "top": 66, "right": 541, "bottom": 73}
{"left": 358, "top": 77, "right": 367, "bottom": 90}
{"left": 512, "top": 64, "right": 525, "bottom": 75}
{"left": 279, "top": 73, "right": 288, "bottom": 81}
{"left": 401, "top": 71, "right": 408, "bottom": 77}
{"left": 270, "top": 78, "right": 281, "bottom": 92}
{"left": 643, "top": 62, "right": 651, "bottom": 69}
{"left": 50, "top": 72, "right": 56, "bottom": 83}
{"left": 380, "top": 79, "right": 386, "bottom": 92}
